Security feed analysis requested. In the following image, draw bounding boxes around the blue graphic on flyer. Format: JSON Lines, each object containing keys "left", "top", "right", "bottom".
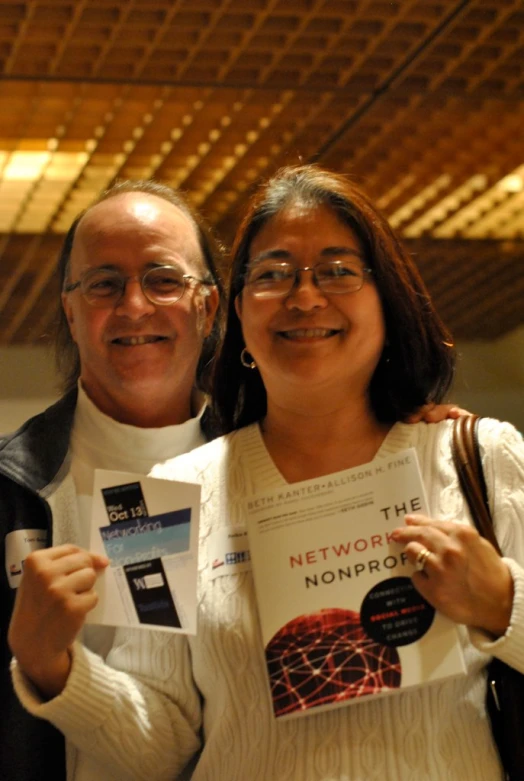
{"left": 99, "top": 508, "right": 191, "bottom": 567}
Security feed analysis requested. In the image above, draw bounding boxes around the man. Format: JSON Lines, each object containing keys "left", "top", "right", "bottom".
{"left": 0, "top": 180, "right": 222, "bottom": 780}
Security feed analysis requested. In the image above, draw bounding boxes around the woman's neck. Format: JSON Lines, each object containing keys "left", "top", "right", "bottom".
{"left": 261, "top": 398, "right": 392, "bottom": 483}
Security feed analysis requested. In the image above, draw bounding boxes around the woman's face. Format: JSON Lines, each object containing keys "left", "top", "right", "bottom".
{"left": 235, "top": 203, "right": 386, "bottom": 406}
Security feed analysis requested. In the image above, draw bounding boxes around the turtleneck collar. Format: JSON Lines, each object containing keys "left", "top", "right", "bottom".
{"left": 70, "top": 383, "right": 206, "bottom": 474}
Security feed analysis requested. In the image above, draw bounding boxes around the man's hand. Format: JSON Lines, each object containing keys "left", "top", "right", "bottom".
{"left": 405, "top": 403, "right": 472, "bottom": 424}
{"left": 8, "top": 544, "right": 108, "bottom": 699}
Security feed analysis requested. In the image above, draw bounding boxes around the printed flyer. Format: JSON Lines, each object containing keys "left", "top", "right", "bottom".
{"left": 245, "top": 448, "right": 466, "bottom": 719}
{"left": 88, "top": 469, "right": 200, "bottom": 634}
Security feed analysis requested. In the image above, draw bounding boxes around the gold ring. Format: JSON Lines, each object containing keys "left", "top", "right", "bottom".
{"left": 415, "top": 547, "right": 432, "bottom": 572}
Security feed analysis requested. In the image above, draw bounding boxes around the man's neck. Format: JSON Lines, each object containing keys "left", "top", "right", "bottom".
{"left": 80, "top": 381, "right": 195, "bottom": 428}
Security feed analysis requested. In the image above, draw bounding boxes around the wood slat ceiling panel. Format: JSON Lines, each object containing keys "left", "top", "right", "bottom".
{"left": 0, "top": 0, "right": 522, "bottom": 345}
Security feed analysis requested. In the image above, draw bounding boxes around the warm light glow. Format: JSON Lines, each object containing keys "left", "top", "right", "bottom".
{"left": 389, "top": 175, "right": 451, "bottom": 229}
{"left": 462, "top": 190, "right": 524, "bottom": 239}
{"left": 433, "top": 172, "right": 520, "bottom": 238}
{"left": 499, "top": 174, "right": 523, "bottom": 193}
{"left": 407, "top": 175, "right": 488, "bottom": 238}
{"left": 377, "top": 174, "right": 416, "bottom": 210}
{"left": 3, "top": 152, "right": 51, "bottom": 181}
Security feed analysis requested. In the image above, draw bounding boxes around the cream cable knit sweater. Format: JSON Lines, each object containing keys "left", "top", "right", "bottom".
{"left": 12, "top": 419, "right": 524, "bottom": 781}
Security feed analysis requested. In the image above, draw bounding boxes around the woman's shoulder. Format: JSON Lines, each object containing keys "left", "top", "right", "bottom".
{"left": 151, "top": 435, "right": 228, "bottom": 482}
{"left": 384, "top": 418, "right": 523, "bottom": 479}
{"left": 151, "top": 424, "right": 259, "bottom": 482}
{"left": 476, "top": 417, "right": 524, "bottom": 488}
{"left": 477, "top": 416, "right": 523, "bottom": 449}
{"left": 397, "top": 416, "right": 522, "bottom": 448}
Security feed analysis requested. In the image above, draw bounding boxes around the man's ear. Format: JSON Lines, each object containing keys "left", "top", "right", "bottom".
{"left": 61, "top": 291, "right": 77, "bottom": 343}
{"left": 202, "top": 285, "right": 220, "bottom": 337}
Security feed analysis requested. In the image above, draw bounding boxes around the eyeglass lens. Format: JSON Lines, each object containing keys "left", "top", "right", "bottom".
{"left": 80, "top": 267, "right": 187, "bottom": 306}
{"left": 246, "top": 260, "right": 367, "bottom": 297}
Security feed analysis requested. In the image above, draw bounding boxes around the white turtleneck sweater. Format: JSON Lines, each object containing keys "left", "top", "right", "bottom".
{"left": 69, "top": 384, "right": 206, "bottom": 549}
{"left": 12, "top": 417, "right": 524, "bottom": 781}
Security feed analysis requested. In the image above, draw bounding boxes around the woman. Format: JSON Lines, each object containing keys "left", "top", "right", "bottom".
{"left": 10, "top": 166, "right": 522, "bottom": 781}
{"left": 158, "top": 165, "right": 523, "bottom": 779}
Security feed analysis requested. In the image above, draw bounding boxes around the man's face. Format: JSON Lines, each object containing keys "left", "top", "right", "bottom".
{"left": 61, "top": 192, "right": 219, "bottom": 425}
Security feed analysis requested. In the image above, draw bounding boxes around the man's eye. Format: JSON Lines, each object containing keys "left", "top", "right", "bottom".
{"left": 148, "top": 273, "right": 184, "bottom": 290}
{"left": 87, "top": 277, "right": 121, "bottom": 296}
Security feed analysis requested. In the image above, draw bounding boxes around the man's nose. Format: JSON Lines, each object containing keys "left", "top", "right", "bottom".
{"left": 284, "top": 269, "right": 328, "bottom": 310}
{"left": 114, "top": 278, "right": 156, "bottom": 318}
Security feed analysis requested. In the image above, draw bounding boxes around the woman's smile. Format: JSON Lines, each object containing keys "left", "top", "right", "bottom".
{"left": 277, "top": 327, "right": 342, "bottom": 340}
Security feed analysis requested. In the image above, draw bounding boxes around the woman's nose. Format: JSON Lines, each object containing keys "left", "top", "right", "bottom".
{"left": 284, "top": 269, "right": 328, "bottom": 310}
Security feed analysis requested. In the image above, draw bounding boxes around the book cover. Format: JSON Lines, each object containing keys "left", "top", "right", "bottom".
{"left": 244, "top": 448, "right": 466, "bottom": 719}
{"left": 87, "top": 469, "right": 200, "bottom": 634}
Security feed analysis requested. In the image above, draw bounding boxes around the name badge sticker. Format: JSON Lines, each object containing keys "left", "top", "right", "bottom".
{"left": 207, "top": 528, "right": 251, "bottom": 581}
{"left": 5, "top": 528, "right": 47, "bottom": 589}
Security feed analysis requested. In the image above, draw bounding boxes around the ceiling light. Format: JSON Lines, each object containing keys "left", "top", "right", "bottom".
{"left": 3, "top": 152, "right": 51, "bottom": 181}
{"left": 499, "top": 175, "right": 523, "bottom": 193}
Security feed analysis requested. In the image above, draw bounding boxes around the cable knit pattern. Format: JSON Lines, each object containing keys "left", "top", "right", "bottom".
{"left": 12, "top": 418, "right": 524, "bottom": 780}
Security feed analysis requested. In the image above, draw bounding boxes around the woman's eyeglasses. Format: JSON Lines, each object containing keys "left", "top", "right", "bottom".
{"left": 244, "top": 259, "right": 372, "bottom": 299}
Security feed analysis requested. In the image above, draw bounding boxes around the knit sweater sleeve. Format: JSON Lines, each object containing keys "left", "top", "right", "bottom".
{"left": 11, "top": 611, "right": 202, "bottom": 780}
{"left": 466, "top": 419, "right": 524, "bottom": 672}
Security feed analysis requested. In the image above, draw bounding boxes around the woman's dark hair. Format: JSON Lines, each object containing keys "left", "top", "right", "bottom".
{"left": 54, "top": 179, "right": 225, "bottom": 395}
{"left": 213, "top": 164, "right": 455, "bottom": 432}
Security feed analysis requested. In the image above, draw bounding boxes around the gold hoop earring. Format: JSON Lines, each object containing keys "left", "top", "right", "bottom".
{"left": 240, "top": 348, "right": 257, "bottom": 369}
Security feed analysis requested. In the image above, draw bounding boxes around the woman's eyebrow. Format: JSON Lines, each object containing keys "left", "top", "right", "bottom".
{"left": 250, "top": 246, "right": 364, "bottom": 264}
{"left": 320, "top": 246, "right": 364, "bottom": 259}
{"left": 249, "top": 249, "right": 291, "bottom": 263}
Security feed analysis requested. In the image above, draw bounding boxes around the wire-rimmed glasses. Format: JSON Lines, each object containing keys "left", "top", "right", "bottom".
{"left": 244, "top": 259, "right": 373, "bottom": 299}
{"left": 63, "top": 265, "right": 214, "bottom": 307}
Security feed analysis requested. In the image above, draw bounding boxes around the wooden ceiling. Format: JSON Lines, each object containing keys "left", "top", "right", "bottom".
{"left": 0, "top": 0, "right": 522, "bottom": 345}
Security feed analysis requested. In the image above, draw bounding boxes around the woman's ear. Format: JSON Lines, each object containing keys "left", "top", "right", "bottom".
{"left": 234, "top": 293, "right": 243, "bottom": 321}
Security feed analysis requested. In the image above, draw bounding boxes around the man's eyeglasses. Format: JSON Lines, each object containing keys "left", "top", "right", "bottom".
{"left": 244, "top": 259, "right": 373, "bottom": 299}
{"left": 63, "top": 265, "right": 214, "bottom": 308}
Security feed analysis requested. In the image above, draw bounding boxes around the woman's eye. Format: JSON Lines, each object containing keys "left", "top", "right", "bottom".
{"left": 252, "top": 265, "right": 291, "bottom": 283}
{"left": 261, "top": 270, "right": 285, "bottom": 281}
{"left": 321, "top": 263, "right": 359, "bottom": 278}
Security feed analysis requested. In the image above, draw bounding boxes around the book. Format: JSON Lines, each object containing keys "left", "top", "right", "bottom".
{"left": 87, "top": 469, "right": 200, "bottom": 634}
{"left": 244, "top": 448, "right": 466, "bottom": 719}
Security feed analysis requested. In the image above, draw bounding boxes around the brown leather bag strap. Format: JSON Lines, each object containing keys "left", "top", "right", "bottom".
{"left": 451, "top": 415, "right": 502, "bottom": 556}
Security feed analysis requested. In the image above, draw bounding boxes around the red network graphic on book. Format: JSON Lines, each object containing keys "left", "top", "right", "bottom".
{"left": 266, "top": 607, "right": 401, "bottom": 717}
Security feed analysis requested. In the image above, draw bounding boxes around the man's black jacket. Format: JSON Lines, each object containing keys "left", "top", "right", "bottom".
{"left": 0, "top": 391, "right": 77, "bottom": 781}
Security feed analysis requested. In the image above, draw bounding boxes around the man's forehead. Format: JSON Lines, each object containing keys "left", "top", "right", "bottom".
{"left": 78, "top": 192, "right": 195, "bottom": 235}
{"left": 71, "top": 192, "right": 202, "bottom": 262}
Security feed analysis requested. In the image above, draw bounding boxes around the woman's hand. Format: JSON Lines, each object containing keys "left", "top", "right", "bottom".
{"left": 405, "top": 403, "right": 471, "bottom": 424}
{"left": 391, "top": 514, "right": 513, "bottom": 637}
{"left": 8, "top": 544, "right": 108, "bottom": 699}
